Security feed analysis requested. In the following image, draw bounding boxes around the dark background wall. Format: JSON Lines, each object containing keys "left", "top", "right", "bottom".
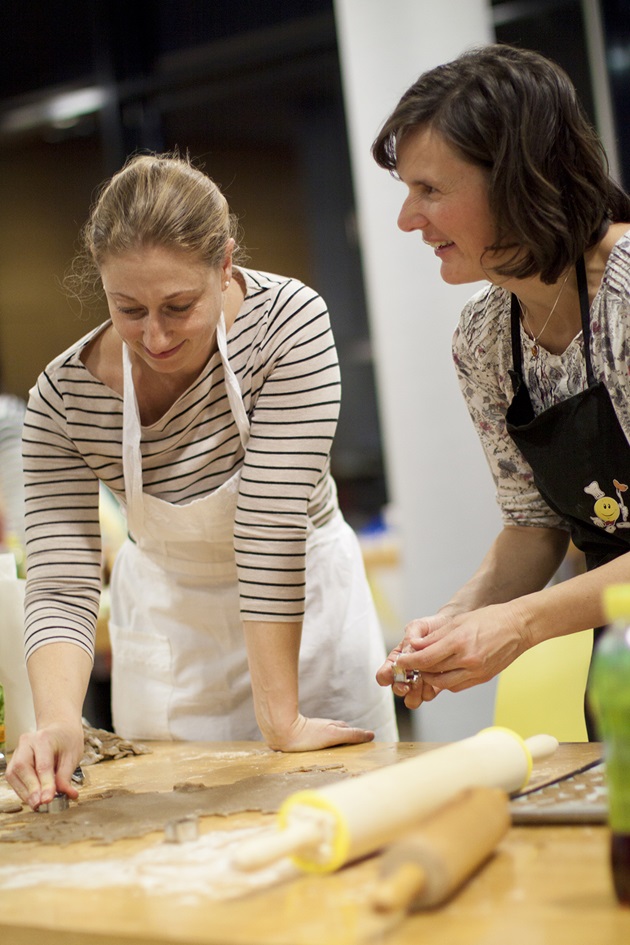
{"left": 0, "top": 0, "right": 388, "bottom": 523}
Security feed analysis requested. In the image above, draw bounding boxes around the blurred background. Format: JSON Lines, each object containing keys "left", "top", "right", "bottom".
{"left": 1, "top": 0, "right": 629, "bottom": 738}
{"left": 0, "top": 0, "right": 387, "bottom": 519}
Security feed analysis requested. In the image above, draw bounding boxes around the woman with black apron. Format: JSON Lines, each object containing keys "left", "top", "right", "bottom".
{"left": 506, "top": 255, "right": 630, "bottom": 737}
{"left": 370, "top": 45, "right": 630, "bottom": 734}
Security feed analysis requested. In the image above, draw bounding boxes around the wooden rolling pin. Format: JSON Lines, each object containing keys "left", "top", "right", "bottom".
{"left": 372, "top": 786, "right": 510, "bottom": 912}
{"left": 233, "top": 727, "right": 557, "bottom": 874}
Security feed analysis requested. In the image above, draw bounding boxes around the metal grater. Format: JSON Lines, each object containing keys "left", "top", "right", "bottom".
{"left": 510, "top": 760, "right": 608, "bottom": 824}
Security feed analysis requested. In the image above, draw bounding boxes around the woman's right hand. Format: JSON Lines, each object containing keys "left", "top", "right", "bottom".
{"left": 7, "top": 643, "right": 92, "bottom": 808}
{"left": 6, "top": 719, "right": 84, "bottom": 810}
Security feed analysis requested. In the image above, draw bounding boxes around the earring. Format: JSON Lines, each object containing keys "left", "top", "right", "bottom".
{"left": 224, "top": 281, "right": 230, "bottom": 290}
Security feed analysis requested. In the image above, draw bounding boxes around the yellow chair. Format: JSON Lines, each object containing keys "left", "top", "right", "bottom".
{"left": 494, "top": 630, "right": 593, "bottom": 742}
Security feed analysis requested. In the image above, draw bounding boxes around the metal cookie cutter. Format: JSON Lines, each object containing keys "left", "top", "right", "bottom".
{"left": 37, "top": 792, "right": 70, "bottom": 813}
{"left": 164, "top": 814, "right": 200, "bottom": 844}
{"left": 392, "top": 666, "right": 421, "bottom": 685}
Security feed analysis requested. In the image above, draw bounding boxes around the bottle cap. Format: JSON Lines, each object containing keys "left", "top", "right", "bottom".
{"left": 602, "top": 583, "right": 630, "bottom": 623}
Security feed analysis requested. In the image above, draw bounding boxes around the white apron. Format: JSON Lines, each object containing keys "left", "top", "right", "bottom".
{"left": 109, "top": 315, "right": 397, "bottom": 742}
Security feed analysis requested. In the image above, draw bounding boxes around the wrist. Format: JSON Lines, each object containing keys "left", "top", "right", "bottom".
{"left": 35, "top": 714, "right": 83, "bottom": 734}
{"left": 437, "top": 602, "right": 462, "bottom": 620}
{"left": 505, "top": 594, "right": 541, "bottom": 653}
{"left": 34, "top": 699, "right": 84, "bottom": 731}
{"left": 255, "top": 700, "right": 300, "bottom": 747}
{"left": 261, "top": 714, "right": 308, "bottom": 752}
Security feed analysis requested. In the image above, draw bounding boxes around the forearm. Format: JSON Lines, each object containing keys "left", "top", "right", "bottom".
{"left": 516, "top": 549, "right": 630, "bottom": 648}
{"left": 242, "top": 620, "right": 301, "bottom": 748}
{"left": 27, "top": 642, "right": 93, "bottom": 728}
{"left": 441, "top": 525, "right": 570, "bottom": 617}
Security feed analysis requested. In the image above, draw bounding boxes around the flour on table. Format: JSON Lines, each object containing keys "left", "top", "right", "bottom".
{"left": 0, "top": 826, "right": 299, "bottom": 900}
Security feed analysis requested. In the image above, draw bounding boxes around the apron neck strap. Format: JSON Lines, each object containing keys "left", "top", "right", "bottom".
{"left": 122, "top": 313, "right": 250, "bottom": 535}
{"left": 122, "top": 343, "right": 145, "bottom": 536}
{"left": 216, "top": 313, "right": 250, "bottom": 448}
{"left": 576, "top": 255, "right": 596, "bottom": 386}
{"left": 509, "top": 291, "right": 523, "bottom": 378}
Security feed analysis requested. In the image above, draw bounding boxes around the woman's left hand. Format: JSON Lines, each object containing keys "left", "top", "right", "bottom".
{"left": 377, "top": 612, "right": 449, "bottom": 708}
{"left": 265, "top": 715, "right": 375, "bottom": 752}
{"left": 243, "top": 620, "right": 376, "bottom": 752}
{"left": 384, "top": 601, "right": 530, "bottom": 709}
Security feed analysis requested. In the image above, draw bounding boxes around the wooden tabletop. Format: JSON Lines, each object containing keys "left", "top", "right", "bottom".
{"left": 0, "top": 739, "right": 628, "bottom": 945}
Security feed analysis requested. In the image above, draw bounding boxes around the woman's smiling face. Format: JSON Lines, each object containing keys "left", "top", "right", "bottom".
{"left": 396, "top": 126, "right": 505, "bottom": 286}
{"left": 100, "top": 243, "right": 232, "bottom": 380}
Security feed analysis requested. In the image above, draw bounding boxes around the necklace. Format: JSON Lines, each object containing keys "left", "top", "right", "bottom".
{"left": 518, "top": 270, "right": 571, "bottom": 357}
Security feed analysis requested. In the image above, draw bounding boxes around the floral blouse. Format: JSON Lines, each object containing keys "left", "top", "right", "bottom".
{"left": 452, "top": 229, "right": 630, "bottom": 530}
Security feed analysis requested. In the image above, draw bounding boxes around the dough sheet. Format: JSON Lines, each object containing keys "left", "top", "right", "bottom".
{"left": 0, "top": 766, "right": 350, "bottom": 845}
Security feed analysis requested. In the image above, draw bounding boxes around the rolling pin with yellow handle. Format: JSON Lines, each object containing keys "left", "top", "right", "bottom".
{"left": 233, "top": 727, "right": 557, "bottom": 874}
{"left": 371, "top": 786, "right": 510, "bottom": 912}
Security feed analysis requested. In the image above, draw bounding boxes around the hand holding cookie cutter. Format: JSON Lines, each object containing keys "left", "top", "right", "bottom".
{"left": 393, "top": 666, "right": 421, "bottom": 685}
{"left": 37, "top": 792, "right": 70, "bottom": 813}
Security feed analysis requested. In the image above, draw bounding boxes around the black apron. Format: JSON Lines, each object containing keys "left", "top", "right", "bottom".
{"left": 505, "top": 257, "right": 630, "bottom": 738}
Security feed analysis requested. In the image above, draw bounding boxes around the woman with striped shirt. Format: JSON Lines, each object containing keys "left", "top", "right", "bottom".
{"left": 8, "top": 153, "right": 397, "bottom": 809}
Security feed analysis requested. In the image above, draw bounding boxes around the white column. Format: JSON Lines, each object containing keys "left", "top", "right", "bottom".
{"left": 581, "top": 0, "right": 621, "bottom": 182}
{"left": 334, "top": 0, "right": 500, "bottom": 739}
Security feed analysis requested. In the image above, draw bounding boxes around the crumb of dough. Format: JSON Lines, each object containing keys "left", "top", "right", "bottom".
{"left": 0, "top": 799, "right": 23, "bottom": 814}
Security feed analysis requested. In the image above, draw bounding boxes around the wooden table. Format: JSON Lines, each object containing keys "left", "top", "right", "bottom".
{"left": 0, "top": 740, "right": 628, "bottom": 945}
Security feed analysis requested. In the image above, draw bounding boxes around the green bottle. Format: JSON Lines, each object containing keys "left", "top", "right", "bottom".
{"left": 588, "top": 583, "right": 630, "bottom": 906}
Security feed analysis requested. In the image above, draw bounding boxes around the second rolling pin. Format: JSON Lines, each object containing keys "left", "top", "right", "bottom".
{"left": 372, "top": 786, "right": 510, "bottom": 912}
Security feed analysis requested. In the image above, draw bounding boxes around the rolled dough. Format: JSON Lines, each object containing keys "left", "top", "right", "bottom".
{"left": 0, "top": 765, "right": 350, "bottom": 845}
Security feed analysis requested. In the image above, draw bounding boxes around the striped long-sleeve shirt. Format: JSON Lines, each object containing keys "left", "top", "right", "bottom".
{"left": 23, "top": 268, "right": 341, "bottom": 661}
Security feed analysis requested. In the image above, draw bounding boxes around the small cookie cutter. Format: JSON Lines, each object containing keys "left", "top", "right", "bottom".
{"left": 164, "top": 814, "right": 199, "bottom": 844}
{"left": 37, "top": 792, "right": 70, "bottom": 813}
{"left": 393, "top": 667, "right": 421, "bottom": 685}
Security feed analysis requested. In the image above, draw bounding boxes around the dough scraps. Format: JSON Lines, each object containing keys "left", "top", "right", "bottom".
{"left": 0, "top": 766, "right": 350, "bottom": 846}
{"left": 80, "top": 719, "right": 151, "bottom": 766}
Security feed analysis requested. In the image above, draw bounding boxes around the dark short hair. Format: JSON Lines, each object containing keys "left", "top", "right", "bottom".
{"left": 373, "top": 44, "right": 630, "bottom": 283}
